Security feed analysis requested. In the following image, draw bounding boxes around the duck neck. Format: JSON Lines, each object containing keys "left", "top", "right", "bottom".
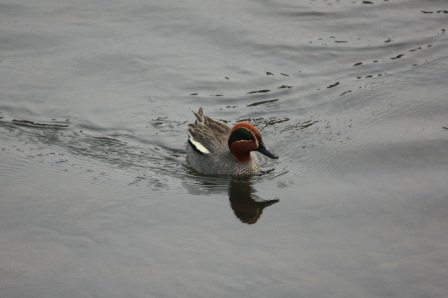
{"left": 230, "top": 142, "right": 255, "bottom": 163}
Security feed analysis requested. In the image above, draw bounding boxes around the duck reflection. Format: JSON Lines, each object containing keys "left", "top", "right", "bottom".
{"left": 228, "top": 179, "right": 279, "bottom": 224}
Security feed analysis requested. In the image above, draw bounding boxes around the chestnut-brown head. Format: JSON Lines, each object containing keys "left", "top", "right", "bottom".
{"left": 227, "top": 122, "right": 279, "bottom": 163}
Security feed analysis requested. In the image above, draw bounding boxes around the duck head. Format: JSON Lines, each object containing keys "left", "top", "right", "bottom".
{"left": 228, "top": 122, "right": 279, "bottom": 163}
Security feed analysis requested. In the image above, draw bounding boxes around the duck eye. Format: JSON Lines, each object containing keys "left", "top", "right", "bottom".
{"left": 234, "top": 128, "right": 254, "bottom": 141}
{"left": 228, "top": 128, "right": 255, "bottom": 147}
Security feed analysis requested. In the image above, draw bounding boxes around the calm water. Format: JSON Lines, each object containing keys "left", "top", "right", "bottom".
{"left": 1, "top": 0, "right": 448, "bottom": 297}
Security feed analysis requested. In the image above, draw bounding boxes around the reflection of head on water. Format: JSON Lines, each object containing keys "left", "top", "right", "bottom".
{"left": 228, "top": 179, "right": 279, "bottom": 225}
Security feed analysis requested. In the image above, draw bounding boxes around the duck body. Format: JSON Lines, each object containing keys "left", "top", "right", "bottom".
{"left": 186, "top": 108, "right": 278, "bottom": 176}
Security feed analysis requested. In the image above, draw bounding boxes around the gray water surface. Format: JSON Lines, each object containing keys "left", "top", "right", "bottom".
{"left": 1, "top": 0, "right": 448, "bottom": 297}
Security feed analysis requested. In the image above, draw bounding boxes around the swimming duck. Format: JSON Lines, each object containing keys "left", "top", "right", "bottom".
{"left": 186, "top": 107, "right": 278, "bottom": 176}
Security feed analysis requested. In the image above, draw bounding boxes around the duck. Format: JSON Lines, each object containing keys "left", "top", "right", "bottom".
{"left": 186, "top": 107, "right": 278, "bottom": 176}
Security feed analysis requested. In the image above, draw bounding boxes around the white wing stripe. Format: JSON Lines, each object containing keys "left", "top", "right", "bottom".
{"left": 188, "top": 132, "right": 210, "bottom": 154}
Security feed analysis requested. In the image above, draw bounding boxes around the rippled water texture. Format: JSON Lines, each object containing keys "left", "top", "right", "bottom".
{"left": 1, "top": 0, "right": 448, "bottom": 297}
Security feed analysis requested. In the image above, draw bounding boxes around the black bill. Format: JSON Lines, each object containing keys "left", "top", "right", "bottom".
{"left": 257, "top": 143, "right": 279, "bottom": 159}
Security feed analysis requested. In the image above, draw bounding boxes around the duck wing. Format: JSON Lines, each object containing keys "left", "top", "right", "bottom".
{"left": 187, "top": 107, "right": 231, "bottom": 154}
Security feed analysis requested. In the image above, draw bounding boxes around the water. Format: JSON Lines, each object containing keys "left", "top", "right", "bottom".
{"left": 1, "top": 0, "right": 448, "bottom": 297}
